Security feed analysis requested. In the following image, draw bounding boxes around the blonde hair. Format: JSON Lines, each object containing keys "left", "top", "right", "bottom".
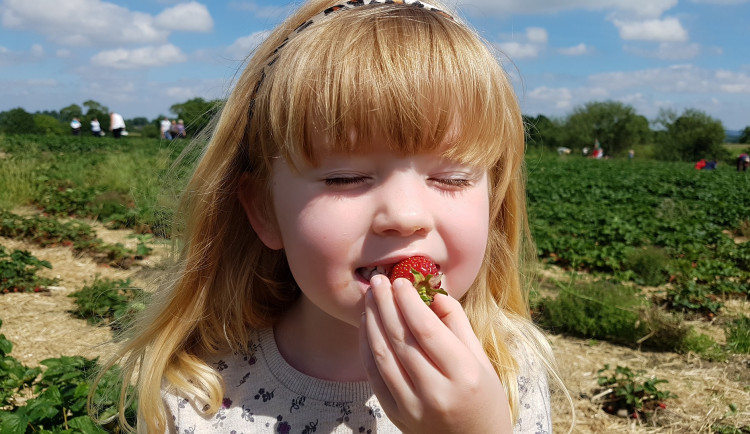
{"left": 94, "top": 1, "right": 567, "bottom": 432}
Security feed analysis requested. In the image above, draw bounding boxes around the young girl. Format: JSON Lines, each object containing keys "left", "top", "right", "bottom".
{"left": 97, "top": 0, "right": 568, "bottom": 432}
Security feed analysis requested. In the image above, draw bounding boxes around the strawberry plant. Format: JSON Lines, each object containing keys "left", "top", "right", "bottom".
{"left": 0, "top": 245, "right": 57, "bottom": 294}
{"left": 0, "top": 209, "right": 96, "bottom": 247}
{"left": 0, "top": 319, "right": 42, "bottom": 408}
{"left": 68, "top": 277, "right": 147, "bottom": 333}
{"left": 596, "top": 364, "right": 677, "bottom": 420}
{"left": 0, "top": 210, "right": 149, "bottom": 269}
{"left": 0, "top": 318, "right": 137, "bottom": 432}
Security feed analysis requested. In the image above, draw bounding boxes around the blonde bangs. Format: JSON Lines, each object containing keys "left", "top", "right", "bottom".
{"left": 252, "top": 3, "right": 521, "bottom": 169}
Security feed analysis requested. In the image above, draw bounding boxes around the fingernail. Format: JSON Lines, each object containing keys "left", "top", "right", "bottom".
{"left": 393, "top": 278, "right": 407, "bottom": 290}
{"left": 370, "top": 274, "right": 386, "bottom": 286}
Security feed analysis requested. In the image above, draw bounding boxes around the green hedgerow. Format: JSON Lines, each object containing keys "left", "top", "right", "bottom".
{"left": 536, "top": 279, "right": 650, "bottom": 345}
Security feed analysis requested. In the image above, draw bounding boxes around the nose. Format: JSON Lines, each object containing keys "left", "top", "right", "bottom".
{"left": 371, "top": 172, "right": 434, "bottom": 237}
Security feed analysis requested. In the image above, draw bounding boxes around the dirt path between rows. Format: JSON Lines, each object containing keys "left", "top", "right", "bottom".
{"left": 1, "top": 221, "right": 748, "bottom": 433}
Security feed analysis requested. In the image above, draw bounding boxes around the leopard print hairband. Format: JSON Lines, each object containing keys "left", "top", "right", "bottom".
{"left": 248, "top": 0, "right": 454, "bottom": 119}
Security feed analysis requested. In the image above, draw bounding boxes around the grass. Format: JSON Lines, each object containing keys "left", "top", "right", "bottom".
{"left": 726, "top": 316, "right": 750, "bottom": 354}
{"left": 0, "top": 157, "right": 42, "bottom": 210}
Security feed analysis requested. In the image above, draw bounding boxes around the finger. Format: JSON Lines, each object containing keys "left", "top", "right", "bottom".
{"left": 361, "top": 285, "right": 416, "bottom": 403}
{"left": 391, "top": 280, "right": 488, "bottom": 376}
{"left": 429, "top": 293, "right": 489, "bottom": 363}
{"left": 359, "top": 308, "right": 399, "bottom": 419}
{"left": 369, "top": 276, "right": 438, "bottom": 378}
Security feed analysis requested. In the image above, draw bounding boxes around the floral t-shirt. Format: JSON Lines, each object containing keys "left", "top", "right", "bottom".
{"left": 163, "top": 328, "right": 551, "bottom": 433}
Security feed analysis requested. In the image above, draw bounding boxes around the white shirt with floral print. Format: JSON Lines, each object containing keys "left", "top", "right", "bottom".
{"left": 163, "top": 328, "right": 551, "bottom": 433}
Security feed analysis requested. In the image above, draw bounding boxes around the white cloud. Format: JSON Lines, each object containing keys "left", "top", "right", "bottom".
{"left": 164, "top": 86, "right": 198, "bottom": 98}
{"left": 494, "top": 27, "right": 548, "bottom": 60}
{"left": 624, "top": 41, "right": 701, "bottom": 60}
{"left": 456, "top": 0, "right": 678, "bottom": 18}
{"left": 56, "top": 49, "right": 72, "bottom": 58}
{"left": 225, "top": 30, "right": 270, "bottom": 59}
{"left": 525, "top": 27, "right": 548, "bottom": 44}
{"left": 0, "top": 44, "right": 46, "bottom": 66}
{"left": 30, "top": 44, "right": 44, "bottom": 57}
{"left": 559, "top": 43, "right": 593, "bottom": 56}
{"left": 588, "top": 64, "right": 750, "bottom": 95}
{"left": 613, "top": 17, "right": 687, "bottom": 42}
{"left": 0, "top": 0, "right": 173, "bottom": 46}
{"left": 496, "top": 41, "right": 541, "bottom": 59}
{"left": 527, "top": 86, "right": 574, "bottom": 109}
{"left": 155, "top": 1, "right": 213, "bottom": 32}
{"left": 91, "top": 44, "right": 186, "bottom": 69}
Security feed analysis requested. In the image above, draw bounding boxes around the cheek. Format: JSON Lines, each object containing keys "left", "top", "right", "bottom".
{"left": 442, "top": 190, "right": 490, "bottom": 299}
{"left": 273, "top": 193, "right": 361, "bottom": 279}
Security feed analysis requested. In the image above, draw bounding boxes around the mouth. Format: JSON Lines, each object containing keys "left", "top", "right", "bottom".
{"left": 356, "top": 265, "right": 392, "bottom": 282}
{"left": 355, "top": 260, "right": 441, "bottom": 283}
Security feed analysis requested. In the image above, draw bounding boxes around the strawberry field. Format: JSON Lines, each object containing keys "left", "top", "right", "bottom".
{"left": 0, "top": 135, "right": 749, "bottom": 432}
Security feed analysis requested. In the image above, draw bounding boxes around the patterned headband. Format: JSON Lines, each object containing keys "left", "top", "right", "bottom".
{"left": 249, "top": 0, "right": 454, "bottom": 119}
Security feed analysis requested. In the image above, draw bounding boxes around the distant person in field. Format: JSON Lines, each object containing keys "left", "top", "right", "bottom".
{"left": 70, "top": 117, "right": 81, "bottom": 135}
{"left": 109, "top": 112, "right": 126, "bottom": 138}
{"left": 738, "top": 153, "right": 749, "bottom": 172}
{"left": 591, "top": 139, "right": 603, "bottom": 159}
{"left": 90, "top": 117, "right": 102, "bottom": 137}
{"left": 176, "top": 119, "right": 186, "bottom": 138}
{"left": 695, "top": 159, "right": 707, "bottom": 170}
{"left": 160, "top": 117, "right": 172, "bottom": 139}
{"left": 628, "top": 149, "right": 634, "bottom": 160}
{"left": 170, "top": 119, "right": 179, "bottom": 139}
{"left": 557, "top": 146, "right": 571, "bottom": 156}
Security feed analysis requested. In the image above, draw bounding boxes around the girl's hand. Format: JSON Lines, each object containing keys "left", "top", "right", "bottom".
{"left": 359, "top": 274, "right": 513, "bottom": 433}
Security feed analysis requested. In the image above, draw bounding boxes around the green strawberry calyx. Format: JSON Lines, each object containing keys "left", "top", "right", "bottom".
{"left": 410, "top": 269, "right": 447, "bottom": 305}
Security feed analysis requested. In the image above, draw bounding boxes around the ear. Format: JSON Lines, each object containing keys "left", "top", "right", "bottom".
{"left": 237, "top": 173, "right": 283, "bottom": 250}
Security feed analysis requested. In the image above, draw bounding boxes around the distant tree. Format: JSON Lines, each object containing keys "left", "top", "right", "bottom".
{"left": 127, "top": 117, "right": 149, "bottom": 128}
{"left": 0, "top": 107, "right": 37, "bottom": 134}
{"left": 169, "top": 97, "right": 223, "bottom": 137}
{"left": 524, "top": 114, "right": 565, "bottom": 150}
{"left": 60, "top": 104, "right": 83, "bottom": 122}
{"left": 653, "top": 108, "right": 726, "bottom": 162}
{"left": 35, "top": 109, "right": 61, "bottom": 120}
{"left": 562, "top": 100, "right": 650, "bottom": 156}
{"left": 83, "top": 100, "right": 108, "bottom": 116}
{"left": 34, "top": 114, "right": 66, "bottom": 135}
{"left": 739, "top": 126, "right": 750, "bottom": 144}
{"left": 82, "top": 100, "right": 109, "bottom": 132}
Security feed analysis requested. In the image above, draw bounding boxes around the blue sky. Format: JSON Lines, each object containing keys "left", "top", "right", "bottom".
{"left": 1, "top": 0, "right": 749, "bottom": 130}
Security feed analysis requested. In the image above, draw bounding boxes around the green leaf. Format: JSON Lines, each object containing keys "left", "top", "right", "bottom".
{"left": 68, "top": 415, "right": 108, "bottom": 433}
{"left": 0, "top": 409, "right": 30, "bottom": 434}
{"left": 0, "top": 336, "right": 13, "bottom": 356}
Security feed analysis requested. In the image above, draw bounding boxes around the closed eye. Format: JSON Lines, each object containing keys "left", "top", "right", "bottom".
{"left": 324, "top": 176, "right": 368, "bottom": 186}
{"left": 433, "top": 178, "right": 472, "bottom": 187}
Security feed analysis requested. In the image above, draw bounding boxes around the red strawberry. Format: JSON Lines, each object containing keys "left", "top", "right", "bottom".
{"left": 388, "top": 256, "right": 447, "bottom": 305}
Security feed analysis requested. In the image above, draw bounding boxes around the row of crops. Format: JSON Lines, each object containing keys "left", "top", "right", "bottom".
{"left": 527, "top": 154, "right": 749, "bottom": 316}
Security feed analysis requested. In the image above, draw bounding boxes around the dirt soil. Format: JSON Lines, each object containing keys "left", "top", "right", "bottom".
{"left": 1, "top": 220, "right": 748, "bottom": 433}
